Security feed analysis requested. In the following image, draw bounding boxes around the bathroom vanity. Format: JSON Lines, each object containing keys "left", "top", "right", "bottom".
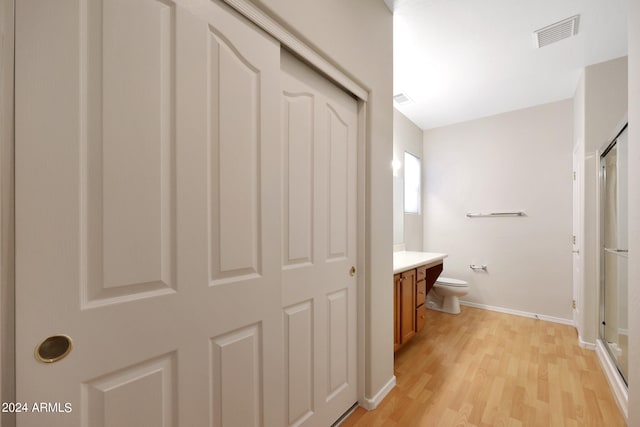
{"left": 393, "top": 252, "right": 447, "bottom": 351}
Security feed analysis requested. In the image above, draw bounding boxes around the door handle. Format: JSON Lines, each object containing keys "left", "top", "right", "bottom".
{"left": 35, "top": 335, "right": 73, "bottom": 363}
{"left": 604, "top": 248, "right": 629, "bottom": 255}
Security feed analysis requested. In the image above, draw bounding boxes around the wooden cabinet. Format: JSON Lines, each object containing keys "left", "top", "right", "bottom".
{"left": 399, "top": 269, "right": 416, "bottom": 345}
{"left": 393, "top": 274, "right": 400, "bottom": 351}
{"left": 416, "top": 279, "right": 426, "bottom": 307}
{"left": 416, "top": 305, "right": 427, "bottom": 333}
{"left": 393, "top": 271, "right": 416, "bottom": 351}
{"left": 394, "top": 262, "right": 443, "bottom": 350}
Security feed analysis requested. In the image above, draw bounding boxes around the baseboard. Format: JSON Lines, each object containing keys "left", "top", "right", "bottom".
{"left": 595, "top": 340, "right": 628, "bottom": 421}
{"left": 459, "top": 301, "right": 575, "bottom": 326}
{"left": 460, "top": 302, "right": 594, "bottom": 349}
{"left": 360, "top": 375, "right": 396, "bottom": 411}
{"left": 578, "top": 335, "right": 596, "bottom": 350}
{"left": 460, "top": 301, "right": 575, "bottom": 326}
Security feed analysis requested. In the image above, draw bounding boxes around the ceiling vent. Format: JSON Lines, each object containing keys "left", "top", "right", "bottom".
{"left": 393, "top": 92, "right": 412, "bottom": 105}
{"left": 533, "top": 15, "right": 580, "bottom": 48}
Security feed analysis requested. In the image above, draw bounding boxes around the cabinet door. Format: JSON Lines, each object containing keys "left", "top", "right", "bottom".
{"left": 416, "top": 305, "right": 427, "bottom": 333}
{"left": 400, "top": 269, "right": 416, "bottom": 344}
{"left": 394, "top": 274, "right": 401, "bottom": 351}
{"left": 416, "top": 279, "right": 426, "bottom": 307}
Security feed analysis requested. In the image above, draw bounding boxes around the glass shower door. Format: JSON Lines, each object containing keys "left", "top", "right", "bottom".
{"left": 600, "top": 125, "right": 628, "bottom": 385}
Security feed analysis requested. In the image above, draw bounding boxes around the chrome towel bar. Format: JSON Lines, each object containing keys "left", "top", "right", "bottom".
{"left": 604, "top": 248, "right": 629, "bottom": 257}
{"left": 466, "top": 211, "right": 525, "bottom": 218}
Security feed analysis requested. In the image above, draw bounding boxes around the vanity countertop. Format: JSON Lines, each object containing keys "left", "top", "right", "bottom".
{"left": 393, "top": 251, "right": 448, "bottom": 274}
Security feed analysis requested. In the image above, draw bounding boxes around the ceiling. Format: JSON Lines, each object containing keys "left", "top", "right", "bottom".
{"left": 388, "top": 0, "right": 628, "bottom": 130}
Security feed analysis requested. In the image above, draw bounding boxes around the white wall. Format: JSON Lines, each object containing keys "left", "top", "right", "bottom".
{"left": 574, "top": 73, "right": 585, "bottom": 147}
{"left": 393, "top": 108, "right": 423, "bottom": 251}
{"left": 585, "top": 57, "right": 629, "bottom": 153}
{"left": 627, "top": 0, "right": 640, "bottom": 423}
{"left": 253, "top": 0, "right": 394, "bottom": 401}
{"left": 578, "top": 56, "right": 628, "bottom": 345}
{"left": 423, "top": 100, "right": 574, "bottom": 320}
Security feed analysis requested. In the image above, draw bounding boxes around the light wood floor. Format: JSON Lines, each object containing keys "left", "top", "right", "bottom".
{"left": 343, "top": 306, "right": 626, "bottom": 427}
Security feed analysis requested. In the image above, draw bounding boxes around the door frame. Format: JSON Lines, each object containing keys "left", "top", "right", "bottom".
{"left": 1, "top": 0, "right": 370, "bottom": 420}
{"left": 0, "top": 0, "right": 16, "bottom": 425}
{"left": 221, "top": 0, "right": 369, "bottom": 103}
{"left": 595, "top": 120, "right": 630, "bottom": 417}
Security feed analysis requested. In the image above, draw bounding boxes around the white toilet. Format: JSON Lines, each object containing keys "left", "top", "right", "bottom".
{"left": 426, "top": 276, "right": 470, "bottom": 314}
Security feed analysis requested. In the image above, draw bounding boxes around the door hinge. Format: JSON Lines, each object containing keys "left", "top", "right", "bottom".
{"left": 572, "top": 235, "right": 576, "bottom": 245}
{"left": 572, "top": 300, "right": 576, "bottom": 309}
{"left": 573, "top": 171, "right": 576, "bottom": 181}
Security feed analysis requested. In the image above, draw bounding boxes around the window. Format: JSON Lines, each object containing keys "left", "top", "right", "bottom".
{"left": 404, "top": 151, "right": 421, "bottom": 214}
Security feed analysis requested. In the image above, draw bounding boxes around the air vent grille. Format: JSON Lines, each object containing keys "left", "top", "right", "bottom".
{"left": 393, "top": 93, "right": 412, "bottom": 105}
{"left": 534, "top": 15, "right": 580, "bottom": 48}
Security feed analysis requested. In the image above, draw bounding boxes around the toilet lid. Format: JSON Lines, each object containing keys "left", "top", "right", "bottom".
{"left": 435, "top": 277, "right": 468, "bottom": 287}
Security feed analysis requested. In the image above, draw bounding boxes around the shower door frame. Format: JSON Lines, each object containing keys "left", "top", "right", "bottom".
{"left": 598, "top": 121, "right": 629, "bottom": 386}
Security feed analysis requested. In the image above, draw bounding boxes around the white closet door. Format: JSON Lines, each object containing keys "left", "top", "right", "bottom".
{"left": 15, "top": 0, "right": 283, "bottom": 425}
{"left": 280, "top": 50, "right": 359, "bottom": 426}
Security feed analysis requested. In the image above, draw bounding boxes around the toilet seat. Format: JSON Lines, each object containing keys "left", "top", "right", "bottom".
{"left": 435, "top": 277, "right": 468, "bottom": 287}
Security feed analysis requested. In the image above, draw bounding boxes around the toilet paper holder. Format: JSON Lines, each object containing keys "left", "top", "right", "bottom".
{"left": 469, "top": 264, "right": 487, "bottom": 271}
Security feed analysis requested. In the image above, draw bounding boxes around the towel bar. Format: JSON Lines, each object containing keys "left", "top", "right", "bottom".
{"left": 466, "top": 211, "right": 524, "bottom": 218}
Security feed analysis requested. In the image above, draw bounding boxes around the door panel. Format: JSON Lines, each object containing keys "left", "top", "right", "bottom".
{"left": 327, "top": 107, "right": 349, "bottom": 260}
{"left": 16, "top": 1, "right": 283, "bottom": 426}
{"left": 210, "top": 324, "right": 262, "bottom": 427}
{"left": 327, "top": 289, "right": 348, "bottom": 396}
{"left": 282, "top": 93, "right": 313, "bottom": 267}
{"left": 99, "top": 0, "right": 176, "bottom": 293}
{"left": 284, "top": 301, "right": 314, "bottom": 425}
{"left": 572, "top": 141, "right": 583, "bottom": 334}
{"left": 600, "top": 127, "right": 629, "bottom": 384}
{"left": 281, "top": 50, "right": 358, "bottom": 426}
{"left": 210, "top": 25, "right": 261, "bottom": 281}
{"left": 85, "top": 0, "right": 177, "bottom": 305}
{"left": 84, "top": 353, "right": 176, "bottom": 427}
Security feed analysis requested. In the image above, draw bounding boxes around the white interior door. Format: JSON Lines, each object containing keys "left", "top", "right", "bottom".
{"left": 15, "top": 1, "right": 285, "bottom": 425}
{"left": 572, "top": 140, "right": 583, "bottom": 337}
{"left": 280, "top": 50, "right": 358, "bottom": 426}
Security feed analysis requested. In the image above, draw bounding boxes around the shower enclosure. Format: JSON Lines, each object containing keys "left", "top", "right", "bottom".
{"left": 600, "top": 123, "right": 629, "bottom": 385}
